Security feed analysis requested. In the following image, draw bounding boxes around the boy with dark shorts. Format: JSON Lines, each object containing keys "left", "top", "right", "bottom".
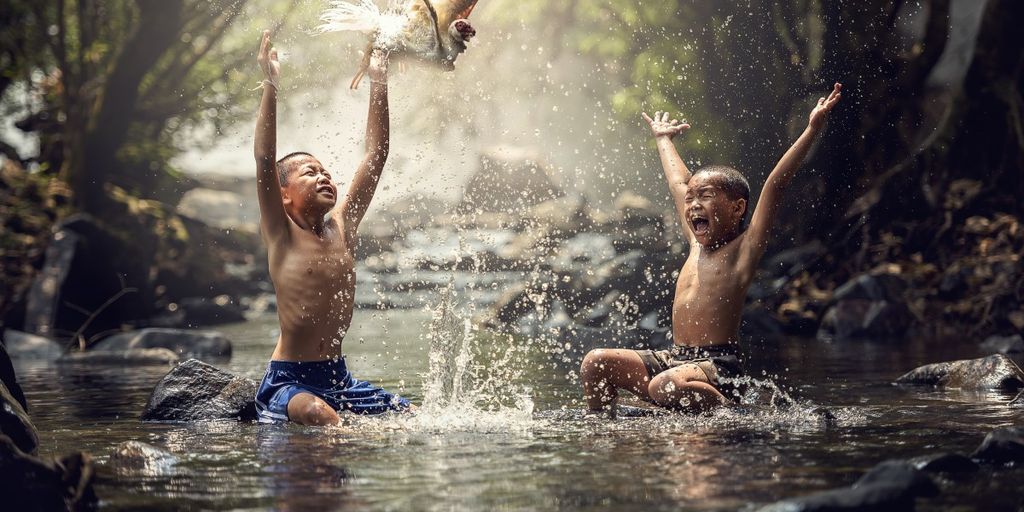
{"left": 252, "top": 30, "right": 409, "bottom": 425}
{"left": 581, "top": 84, "right": 843, "bottom": 415}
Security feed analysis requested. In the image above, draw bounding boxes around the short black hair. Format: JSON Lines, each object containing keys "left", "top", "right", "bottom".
{"left": 693, "top": 165, "right": 750, "bottom": 222}
{"left": 276, "top": 151, "right": 315, "bottom": 186}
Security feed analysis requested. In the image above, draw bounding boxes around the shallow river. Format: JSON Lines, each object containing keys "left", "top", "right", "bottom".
{"left": 16, "top": 305, "right": 1024, "bottom": 511}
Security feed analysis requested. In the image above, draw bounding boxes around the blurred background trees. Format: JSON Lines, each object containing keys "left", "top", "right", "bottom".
{"left": 1, "top": 0, "right": 1021, "bottom": 336}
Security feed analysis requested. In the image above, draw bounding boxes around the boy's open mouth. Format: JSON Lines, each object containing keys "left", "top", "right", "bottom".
{"left": 691, "top": 214, "right": 709, "bottom": 235}
{"left": 317, "top": 185, "right": 335, "bottom": 198}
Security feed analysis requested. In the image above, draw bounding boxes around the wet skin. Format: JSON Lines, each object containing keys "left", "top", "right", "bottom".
{"left": 671, "top": 173, "right": 752, "bottom": 347}
{"left": 582, "top": 87, "right": 842, "bottom": 413}
{"left": 254, "top": 30, "right": 392, "bottom": 424}
{"left": 267, "top": 156, "right": 356, "bottom": 362}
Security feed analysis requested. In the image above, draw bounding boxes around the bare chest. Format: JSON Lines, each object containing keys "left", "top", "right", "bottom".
{"left": 674, "top": 244, "right": 746, "bottom": 306}
{"left": 270, "top": 230, "right": 355, "bottom": 288}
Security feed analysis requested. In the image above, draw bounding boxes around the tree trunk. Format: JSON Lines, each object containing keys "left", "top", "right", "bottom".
{"left": 70, "top": 0, "right": 184, "bottom": 214}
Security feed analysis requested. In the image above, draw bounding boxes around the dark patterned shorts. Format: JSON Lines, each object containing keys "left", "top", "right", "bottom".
{"left": 635, "top": 344, "right": 747, "bottom": 401}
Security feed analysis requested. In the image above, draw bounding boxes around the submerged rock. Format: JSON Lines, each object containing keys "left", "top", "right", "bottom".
{"left": 58, "top": 348, "right": 180, "bottom": 366}
{"left": 979, "top": 334, "right": 1024, "bottom": 355}
{"left": 90, "top": 328, "right": 231, "bottom": 360}
{"left": 1, "top": 329, "right": 64, "bottom": 361}
{"left": 757, "top": 460, "right": 938, "bottom": 512}
{"left": 970, "top": 426, "right": 1024, "bottom": 464}
{"left": 894, "top": 354, "right": 1024, "bottom": 391}
{"left": 0, "top": 434, "right": 97, "bottom": 510}
{"left": 907, "top": 453, "right": 979, "bottom": 473}
{"left": 141, "top": 358, "right": 257, "bottom": 422}
{"left": 109, "top": 441, "right": 179, "bottom": 475}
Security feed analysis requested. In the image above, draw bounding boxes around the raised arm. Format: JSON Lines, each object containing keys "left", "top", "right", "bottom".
{"left": 745, "top": 83, "right": 842, "bottom": 260}
{"left": 254, "top": 30, "right": 289, "bottom": 242}
{"left": 339, "top": 49, "right": 390, "bottom": 244}
{"left": 642, "top": 111, "right": 695, "bottom": 244}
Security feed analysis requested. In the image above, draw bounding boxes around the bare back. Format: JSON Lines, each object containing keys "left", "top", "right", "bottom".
{"left": 266, "top": 216, "right": 356, "bottom": 361}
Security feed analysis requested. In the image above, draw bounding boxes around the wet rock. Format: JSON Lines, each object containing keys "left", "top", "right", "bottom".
{"left": 817, "top": 273, "right": 912, "bottom": 341}
{"left": 907, "top": 453, "right": 979, "bottom": 473}
{"left": 1, "top": 335, "right": 37, "bottom": 455}
{"left": 90, "top": 328, "right": 231, "bottom": 360}
{"left": 58, "top": 348, "right": 180, "bottom": 366}
{"left": 0, "top": 341, "right": 28, "bottom": 412}
{"left": 980, "top": 334, "right": 1024, "bottom": 355}
{"left": 0, "top": 434, "right": 97, "bottom": 510}
{"left": 109, "top": 441, "right": 179, "bottom": 475}
{"left": 0, "top": 374, "right": 37, "bottom": 455}
{"left": 757, "top": 460, "right": 938, "bottom": 512}
{"left": 1, "top": 328, "right": 64, "bottom": 361}
{"left": 141, "top": 358, "right": 258, "bottom": 422}
{"left": 970, "top": 426, "right": 1024, "bottom": 464}
{"left": 894, "top": 354, "right": 1024, "bottom": 391}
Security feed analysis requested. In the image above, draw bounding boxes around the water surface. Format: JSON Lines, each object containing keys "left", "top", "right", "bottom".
{"left": 19, "top": 307, "right": 1024, "bottom": 511}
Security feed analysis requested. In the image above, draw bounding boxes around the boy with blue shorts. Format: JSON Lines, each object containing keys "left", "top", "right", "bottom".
{"left": 252, "top": 31, "right": 409, "bottom": 425}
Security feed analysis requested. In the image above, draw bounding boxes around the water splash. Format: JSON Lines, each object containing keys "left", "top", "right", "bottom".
{"left": 397, "top": 278, "right": 536, "bottom": 433}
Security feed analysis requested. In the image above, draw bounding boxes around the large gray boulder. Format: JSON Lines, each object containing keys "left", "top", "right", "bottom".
{"left": 2, "top": 328, "right": 64, "bottom": 361}
{"left": 970, "top": 426, "right": 1024, "bottom": 464}
{"left": 90, "top": 328, "right": 231, "bottom": 360}
{"left": 0, "top": 434, "right": 96, "bottom": 510}
{"left": 894, "top": 354, "right": 1024, "bottom": 391}
{"left": 757, "top": 460, "right": 938, "bottom": 511}
{"left": 141, "top": 359, "right": 257, "bottom": 422}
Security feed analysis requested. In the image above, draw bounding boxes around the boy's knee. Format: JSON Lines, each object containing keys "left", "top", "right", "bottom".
{"left": 289, "top": 396, "right": 340, "bottom": 425}
{"left": 580, "top": 349, "right": 609, "bottom": 377}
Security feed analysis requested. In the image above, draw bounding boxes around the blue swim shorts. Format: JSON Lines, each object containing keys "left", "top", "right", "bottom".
{"left": 254, "top": 357, "right": 411, "bottom": 423}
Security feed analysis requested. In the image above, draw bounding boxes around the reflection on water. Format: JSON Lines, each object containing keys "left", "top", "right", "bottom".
{"left": 16, "top": 304, "right": 1024, "bottom": 511}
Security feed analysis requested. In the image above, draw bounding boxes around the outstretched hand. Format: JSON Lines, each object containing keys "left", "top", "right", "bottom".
{"left": 257, "top": 30, "right": 280, "bottom": 87}
{"left": 808, "top": 83, "right": 842, "bottom": 130}
{"left": 367, "top": 49, "right": 389, "bottom": 85}
{"left": 642, "top": 111, "right": 690, "bottom": 140}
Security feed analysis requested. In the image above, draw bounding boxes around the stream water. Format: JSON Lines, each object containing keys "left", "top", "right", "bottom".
{"left": 16, "top": 297, "right": 1024, "bottom": 511}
